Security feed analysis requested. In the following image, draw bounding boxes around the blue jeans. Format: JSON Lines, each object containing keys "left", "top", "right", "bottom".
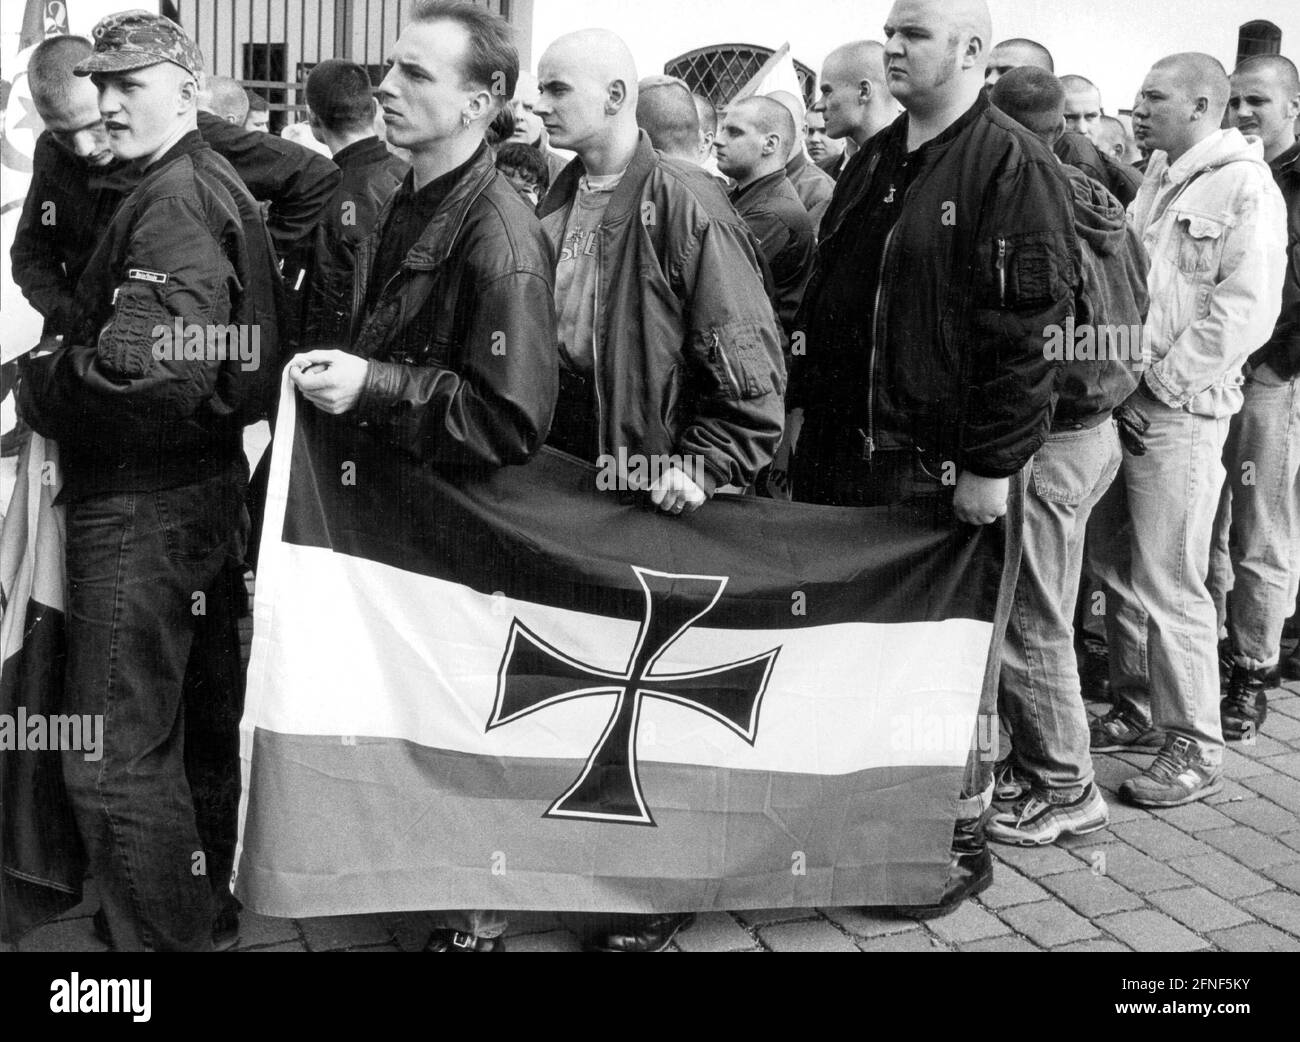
{"left": 1090, "top": 400, "right": 1230, "bottom": 763}
{"left": 1208, "top": 363, "right": 1300, "bottom": 669}
{"left": 1001, "top": 421, "right": 1121, "bottom": 795}
{"left": 62, "top": 469, "right": 248, "bottom": 951}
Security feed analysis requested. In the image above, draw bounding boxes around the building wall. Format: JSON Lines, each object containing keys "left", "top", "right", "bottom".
{"left": 530, "top": 0, "right": 1300, "bottom": 114}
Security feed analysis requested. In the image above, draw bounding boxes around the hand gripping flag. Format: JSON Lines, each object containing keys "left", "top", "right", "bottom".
{"left": 236, "top": 385, "right": 1019, "bottom": 916}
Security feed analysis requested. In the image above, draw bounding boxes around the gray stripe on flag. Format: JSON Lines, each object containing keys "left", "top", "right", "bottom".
{"left": 236, "top": 729, "right": 963, "bottom": 918}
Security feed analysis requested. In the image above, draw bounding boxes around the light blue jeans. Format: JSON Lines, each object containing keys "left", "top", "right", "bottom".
{"left": 1208, "top": 362, "right": 1300, "bottom": 670}
{"left": 1000, "top": 420, "right": 1121, "bottom": 795}
{"left": 1090, "top": 399, "right": 1230, "bottom": 764}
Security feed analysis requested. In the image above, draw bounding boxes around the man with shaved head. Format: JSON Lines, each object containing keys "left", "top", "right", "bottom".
{"left": 636, "top": 75, "right": 701, "bottom": 160}
{"left": 791, "top": 0, "right": 1078, "bottom": 916}
{"left": 1209, "top": 54, "right": 1300, "bottom": 730}
{"left": 535, "top": 29, "right": 784, "bottom": 950}
{"left": 199, "top": 74, "right": 250, "bottom": 124}
{"left": 986, "top": 66, "right": 1149, "bottom": 846}
{"left": 1054, "top": 74, "right": 1144, "bottom": 206}
{"left": 1060, "top": 74, "right": 1103, "bottom": 142}
{"left": 17, "top": 11, "right": 284, "bottom": 951}
{"left": 1088, "top": 53, "right": 1287, "bottom": 809}
{"left": 716, "top": 95, "right": 815, "bottom": 340}
{"left": 1097, "top": 114, "right": 1138, "bottom": 163}
{"left": 817, "top": 40, "right": 898, "bottom": 179}
{"left": 766, "top": 88, "right": 834, "bottom": 236}
{"left": 985, "top": 37, "right": 1054, "bottom": 86}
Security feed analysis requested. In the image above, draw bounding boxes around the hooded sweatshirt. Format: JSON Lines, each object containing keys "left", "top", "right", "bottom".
{"left": 1051, "top": 163, "right": 1148, "bottom": 428}
{"left": 1129, "top": 128, "right": 1287, "bottom": 418}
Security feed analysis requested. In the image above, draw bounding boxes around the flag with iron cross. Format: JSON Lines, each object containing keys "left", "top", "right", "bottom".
{"left": 235, "top": 381, "right": 1014, "bottom": 917}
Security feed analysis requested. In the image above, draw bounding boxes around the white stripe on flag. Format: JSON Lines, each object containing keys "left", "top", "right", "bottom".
{"left": 245, "top": 539, "right": 989, "bottom": 775}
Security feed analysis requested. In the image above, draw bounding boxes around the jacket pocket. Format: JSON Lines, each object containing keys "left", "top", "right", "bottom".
{"left": 695, "top": 320, "right": 777, "bottom": 400}
{"left": 992, "top": 232, "right": 1063, "bottom": 309}
{"left": 1169, "top": 212, "right": 1227, "bottom": 276}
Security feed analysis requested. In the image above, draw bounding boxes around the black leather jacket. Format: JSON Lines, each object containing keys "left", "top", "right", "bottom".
{"left": 348, "top": 144, "right": 559, "bottom": 470}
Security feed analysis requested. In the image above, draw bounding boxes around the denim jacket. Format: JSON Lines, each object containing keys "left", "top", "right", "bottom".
{"left": 1130, "top": 128, "right": 1287, "bottom": 417}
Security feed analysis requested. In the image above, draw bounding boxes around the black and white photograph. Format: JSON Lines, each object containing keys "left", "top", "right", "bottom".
{"left": 0, "top": 0, "right": 1298, "bottom": 1013}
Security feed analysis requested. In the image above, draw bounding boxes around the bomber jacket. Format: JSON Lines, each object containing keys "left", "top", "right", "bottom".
{"left": 300, "top": 136, "right": 407, "bottom": 346}
{"left": 538, "top": 131, "right": 786, "bottom": 494}
{"left": 1130, "top": 128, "right": 1287, "bottom": 418}
{"left": 18, "top": 131, "right": 284, "bottom": 499}
{"left": 1248, "top": 140, "right": 1300, "bottom": 378}
{"left": 11, "top": 111, "right": 337, "bottom": 341}
{"left": 792, "top": 93, "right": 1079, "bottom": 479}
{"left": 347, "top": 143, "right": 559, "bottom": 470}
{"left": 730, "top": 168, "right": 815, "bottom": 345}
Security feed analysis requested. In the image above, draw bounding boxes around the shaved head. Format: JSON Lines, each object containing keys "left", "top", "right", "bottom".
{"left": 986, "top": 37, "right": 1053, "bottom": 86}
{"left": 1153, "top": 52, "right": 1230, "bottom": 118}
{"left": 825, "top": 40, "right": 889, "bottom": 89}
{"left": 883, "top": 0, "right": 992, "bottom": 117}
{"left": 736, "top": 95, "right": 797, "bottom": 145}
{"left": 1096, "top": 114, "right": 1133, "bottom": 160}
{"left": 765, "top": 89, "right": 804, "bottom": 160}
{"left": 536, "top": 29, "right": 640, "bottom": 170}
{"left": 27, "top": 35, "right": 92, "bottom": 115}
{"left": 990, "top": 66, "right": 1064, "bottom": 141}
{"left": 199, "top": 74, "right": 250, "bottom": 123}
{"left": 1235, "top": 54, "right": 1300, "bottom": 97}
{"left": 637, "top": 77, "right": 699, "bottom": 159}
{"left": 540, "top": 29, "right": 638, "bottom": 106}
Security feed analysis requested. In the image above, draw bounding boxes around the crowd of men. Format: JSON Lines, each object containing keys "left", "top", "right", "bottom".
{"left": 6, "top": 0, "right": 1299, "bottom": 951}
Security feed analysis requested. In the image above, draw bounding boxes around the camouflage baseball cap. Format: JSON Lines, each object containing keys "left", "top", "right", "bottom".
{"left": 75, "top": 10, "right": 204, "bottom": 78}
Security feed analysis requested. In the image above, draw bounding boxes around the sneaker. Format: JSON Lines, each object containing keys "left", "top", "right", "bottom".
{"left": 1221, "top": 664, "right": 1268, "bottom": 740}
{"left": 1119, "top": 735, "right": 1223, "bottom": 808}
{"left": 422, "top": 928, "right": 504, "bottom": 952}
{"left": 992, "top": 759, "right": 1029, "bottom": 802}
{"left": 986, "top": 784, "right": 1109, "bottom": 846}
{"left": 1089, "top": 708, "right": 1164, "bottom": 752}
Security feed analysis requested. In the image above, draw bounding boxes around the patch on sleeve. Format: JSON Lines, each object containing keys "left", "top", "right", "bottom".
{"left": 97, "top": 283, "right": 169, "bottom": 379}
{"left": 127, "top": 267, "right": 169, "bottom": 285}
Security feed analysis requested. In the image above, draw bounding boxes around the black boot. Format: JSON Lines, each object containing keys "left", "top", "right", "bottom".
{"left": 581, "top": 913, "right": 694, "bottom": 952}
{"left": 1078, "top": 644, "right": 1111, "bottom": 703}
{"left": 1221, "top": 663, "right": 1269, "bottom": 740}
{"left": 883, "top": 812, "right": 993, "bottom": 920}
{"left": 1281, "top": 642, "right": 1300, "bottom": 681}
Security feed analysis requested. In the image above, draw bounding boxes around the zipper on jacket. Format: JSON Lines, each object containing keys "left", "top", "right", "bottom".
{"left": 711, "top": 330, "right": 743, "bottom": 399}
{"left": 996, "top": 237, "right": 1007, "bottom": 307}
{"left": 592, "top": 242, "right": 608, "bottom": 459}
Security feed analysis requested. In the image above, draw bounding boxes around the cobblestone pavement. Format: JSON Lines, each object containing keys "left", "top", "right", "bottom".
{"left": 9, "top": 588, "right": 1300, "bottom": 952}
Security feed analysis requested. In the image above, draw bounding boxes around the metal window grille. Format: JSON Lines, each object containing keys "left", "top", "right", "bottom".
{"left": 171, "top": 0, "right": 516, "bottom": 130}
{"left": 664, "top": 44, "right": 817, "bottom": 111}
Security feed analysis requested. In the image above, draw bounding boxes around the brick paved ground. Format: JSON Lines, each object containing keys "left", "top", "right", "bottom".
{"left": 7, "top": 553, "right": 1300, "bottom": 952}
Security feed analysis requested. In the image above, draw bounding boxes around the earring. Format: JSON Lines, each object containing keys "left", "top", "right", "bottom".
{"left": 461, "top": 112, "right": 471, "bottom": 128}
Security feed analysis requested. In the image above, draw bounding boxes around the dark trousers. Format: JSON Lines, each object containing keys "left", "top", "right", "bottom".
{"left": 62, "top": 469, "right": 248, "bottom": 951}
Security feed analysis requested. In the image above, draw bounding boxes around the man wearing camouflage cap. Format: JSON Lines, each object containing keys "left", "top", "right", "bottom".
{"left": 18, "top": 10, "right": 284, "bottom": 952}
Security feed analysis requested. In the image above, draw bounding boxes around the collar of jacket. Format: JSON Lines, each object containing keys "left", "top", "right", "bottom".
{"left": 732, "top": 167, "right": 788, "bottom": 203}
{"left": 142, "top": 128, "right": 210, "bottom": 177}
{"left": 538, "top": 129, "right": 659, "bottom": 227}
{"left": 1156, "top": 127, "right": 1260, "bottom": 186}
{"left": 885, "top": 90, "right": 989, "bottom": 161}
{"left": 333, "top": 136, "right": 394, "bottom": 170}
{"left": 382, "top": 141, "right": 495, "bottom": 272}
{"left": 785, "top": 150, "right": 811, "bottom": 178}
{"left": 1271, "top": 138, "right": 1300, "bottom": 178}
